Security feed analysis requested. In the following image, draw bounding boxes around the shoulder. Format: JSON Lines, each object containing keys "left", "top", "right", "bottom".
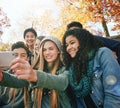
{"left": 57, "top": 66, "right": 68, "bottom": 75}
{"left": 93, "top": 47, "right": 113, "bottom": 65}
{"left": 94, "top": 47, "right": 119, "bottom": 68}
{"left": 97, "top": 47, "right": 113, "bottom": 56}
{"left": 95, "top": 47, "right": 115, "bottom": 61}
{"left": 95, "top": 36, "right": 118, "bottom": 42}
{"left": 59, "top": 66, "right": 66, "bottom": 71}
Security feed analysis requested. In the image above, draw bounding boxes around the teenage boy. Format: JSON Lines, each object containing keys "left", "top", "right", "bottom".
{"left": 23, "top": 28, "right": 37, "bottom": 65}
{"left": 0, "top": 41, "right": 30, "bottom": 108}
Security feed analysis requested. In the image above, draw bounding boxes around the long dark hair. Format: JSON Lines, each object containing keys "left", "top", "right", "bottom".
{"left": 62, "top": 28, "right": 104, "bottom": 82}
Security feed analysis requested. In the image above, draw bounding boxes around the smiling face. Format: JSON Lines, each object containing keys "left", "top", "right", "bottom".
{"left": 34, "top": 38, "right": 41, "bottom": 54}
{"left": 43, "top": 41, "right": 59, "bottom": 65}
{"left": 13, "top": 48, "right": 29, "bottom": 61}
{"left": 24, "top": 32, "right": 36, "bottom": 50}
{"left": 66, "top": 35, "right": 80, "bottom": 58}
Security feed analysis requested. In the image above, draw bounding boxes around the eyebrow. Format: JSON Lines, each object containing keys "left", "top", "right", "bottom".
{"left": 14, "top": 53, "right": 27, "bottom": 55}
{"left": 67, "top": 39, "right": 75, "bottom": 43}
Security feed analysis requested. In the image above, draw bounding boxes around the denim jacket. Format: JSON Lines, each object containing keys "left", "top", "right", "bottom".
{"left": 75, "top": 47, "right": 120, "bottom": 108}
{"left": 95, "top": 36, "right": 120, "bottom": 64}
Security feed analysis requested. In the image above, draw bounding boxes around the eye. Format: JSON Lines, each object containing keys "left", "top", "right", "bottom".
{"left": 21, "top": 54, "right": 27, "bottom": 57}
{"left": 14, "top": 54, "right": 18, "bottom": 58}
{"left": 26, "top": 35, "right": 29, "bottom": 38}
{"left": 49, "top": 47, "right": 54, "bottom": 50}
{"left": 70, "top": 41, "right": 75, "bottom": 44}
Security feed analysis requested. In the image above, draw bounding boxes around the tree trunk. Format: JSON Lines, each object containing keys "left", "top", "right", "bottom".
{"left": 101, "top": 20, "right": 110, "bottom": 37}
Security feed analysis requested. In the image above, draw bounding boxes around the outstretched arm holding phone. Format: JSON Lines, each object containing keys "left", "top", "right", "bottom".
{"left": 0, "top": 41, "right": 30, "bottom": 87}
{"left": 0, "top": 67, "right": 29, "bottom": 87}
{"left": 0, "top": 41, "right": 31, "bottom": 108}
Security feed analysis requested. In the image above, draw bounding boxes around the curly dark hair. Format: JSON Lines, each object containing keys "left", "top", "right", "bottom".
{"left": 62, "top": 28, "right": 104, "bottom": 82}
{"left": 23, "top": 28, "right": 37, "bottom": 38}
{"left": 12, "top": 41, "right": 30, "bottom": 57}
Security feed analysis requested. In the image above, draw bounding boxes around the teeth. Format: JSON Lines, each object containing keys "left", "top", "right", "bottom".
{"left": 46, "top": 56, "right": 51, "bottom": 59}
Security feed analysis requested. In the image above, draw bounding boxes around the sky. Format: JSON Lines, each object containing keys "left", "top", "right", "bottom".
{"left": 0, "top": 0, "right": 59, "bottom": 43}
{"left": 0, "top": 0, "right": 119, "bottom": 43}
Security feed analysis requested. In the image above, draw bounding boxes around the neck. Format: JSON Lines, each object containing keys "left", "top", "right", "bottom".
{"left": 47, "top": 63, "right": 54, "bottom": 72}
{"left": 29, "top": 46, "right": 34, "bottom": 52}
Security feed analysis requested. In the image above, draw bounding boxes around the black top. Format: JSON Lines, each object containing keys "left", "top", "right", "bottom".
{"left": 84, "top": 94, "right": 97, "bottom": 108}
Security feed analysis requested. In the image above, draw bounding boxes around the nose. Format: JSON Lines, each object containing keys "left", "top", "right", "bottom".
{"left": 46, "top": 50, "right": 49, "bottom": 54}
{"left": 28, "top": 37, "right": 32, "bottom": 40}
{"left": 16, "top": 55, "right": 21, "bottom": 59}
{"left": 44, "top": 49, "right": 50, "bottom": 55}
{"left": 67, "top": 44, "right": 71, "bottom": 51}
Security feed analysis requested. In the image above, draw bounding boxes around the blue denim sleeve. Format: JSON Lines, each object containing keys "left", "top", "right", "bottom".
{"left": 98, "top": 47, "right": 120, "bottom": 108}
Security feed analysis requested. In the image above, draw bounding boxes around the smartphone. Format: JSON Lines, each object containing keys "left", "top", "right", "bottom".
{"left": 0, "top": 51, "right": 15, "bottom": 68}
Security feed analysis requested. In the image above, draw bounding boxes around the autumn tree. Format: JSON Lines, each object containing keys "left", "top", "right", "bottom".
{"left": 0, "top": 42, "right": 11, "bottom": 51}
{"left": 0, "top": 7, "right": 10, "bottom": 38}
{"left": 86, "top": 0, "right": 120, "bottom": 37}
{"left": 53, "top": 0, "right": 120, "bottom": 38}
{"left": 51, "top": 0, "right": 93, "bottom": 40}
{"left": 0, "top": 7, "right": 11, "bottom": 51}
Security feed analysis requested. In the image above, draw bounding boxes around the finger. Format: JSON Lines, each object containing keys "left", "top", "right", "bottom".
{"left": 11, "top": 61, "right": 28, "bottom": 71}
{"left": 10, "top": 58, "right": 21, "bottom": 66}
{"left": 14, "top": 70, "right": 26, "bottom": 76}
{"left": 17, "top": 73, "right": 30, "bottom": 81}
{"left": 17, "top": 74, "right": 28, "bottom": 80}
{"left": 14, "top": 70, "right": 28, "bottom": 81}
{"left": 16, "top": 70, "right": 37, "bottom": 82}
{"left": 10, "top": 58, "right": 26, "bottom": 66}
{"left": 10, "top": 62, "right": 22, "bottom": 71}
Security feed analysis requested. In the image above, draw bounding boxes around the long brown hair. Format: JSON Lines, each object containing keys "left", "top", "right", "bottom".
{"left": 1, "top": 88, "right": 17, "bottom": 108}
{"left": 33, "top": 40, "right": 61, "bottom": 108}
{"left": 2, "top": 86, "right": 30, "bottom": 108}
{"left": 32, "top": 52, "right": 40, "bottom": 69}
{"left": 32, "top": 36, "right": 45, "bottom": 69}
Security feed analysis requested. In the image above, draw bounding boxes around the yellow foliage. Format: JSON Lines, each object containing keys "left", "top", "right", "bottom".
{"left": 50, "top": 0, "right": 94, "bottom": 40}
{"left": 52, "top": 0, "right": 120, "bottom": 38}
{"left": 0, "top": 42, "right": 11, "bottom": 51}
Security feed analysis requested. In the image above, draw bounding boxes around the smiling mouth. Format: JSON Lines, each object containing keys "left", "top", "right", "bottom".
{"left": 69, "top": 51, "right": 74, "bottom": 55}
{"left": 45, "top": 56, "right": 52, "bottom": 59}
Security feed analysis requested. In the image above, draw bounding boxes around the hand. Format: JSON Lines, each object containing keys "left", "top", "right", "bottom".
{"left": 10, "top": 58, "right": 37, "bottom": 82}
